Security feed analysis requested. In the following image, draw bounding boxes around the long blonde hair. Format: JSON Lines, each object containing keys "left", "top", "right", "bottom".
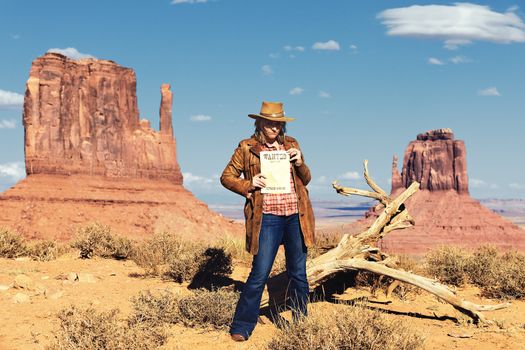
{"left": 253, "top": 117, "right": 287, "bottom": 144}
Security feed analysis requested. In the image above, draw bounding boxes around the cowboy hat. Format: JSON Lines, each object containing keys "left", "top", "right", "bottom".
{"left": 248, "top": 101, "right": 295, "bottom": 122}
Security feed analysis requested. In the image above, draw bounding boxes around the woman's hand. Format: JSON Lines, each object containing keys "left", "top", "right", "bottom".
{"left": 287, "top": 148, "right": 303, "bottom": 167}
{"left": 251, "top": 173, "right": 267, "bottom": 190}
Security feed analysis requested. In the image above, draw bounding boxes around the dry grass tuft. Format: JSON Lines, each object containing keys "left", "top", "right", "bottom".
{"left": 29, "top": 240, "right": 69, "bottom": 261}
{"left": 268, "top": 303, "right": 424, "bottom": 350}
{"left": 424, "top": 245, "right": 470, "bottom": 286}
{"left": 176, "top": 288, "right": 239, "bottom": 329}
{"left": 47, "top": 305, "right": 167, "bottom": 350}
{"left": 129, "top": 288, "right": 238, "bottom": 330}
{"left": 128, "top": 290, "right": 180, "bottom": 327}
{"left": 468, "top": 247, "right": 525, "bottom": 299}
{"left": 72, "top": 223, "right": 134, "bottom": 260}
{"left": 424, "top": 245, "right": 525, "bottom": 299}
{"left": 132, "top": 232, "right": 233, "bottom": 283}
{"left": 132, "top": 231, "right": 184, "bottom": 275}
{"left": 0, "top": 227, "right": 28, "bottom": 258}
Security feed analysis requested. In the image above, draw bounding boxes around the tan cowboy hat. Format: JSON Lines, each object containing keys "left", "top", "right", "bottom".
{"left": 248, "top": 101, "right": 295, "bottom": 122}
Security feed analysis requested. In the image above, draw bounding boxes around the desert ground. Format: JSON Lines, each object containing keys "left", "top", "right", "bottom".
{"left": 1, "top": 212, "right": 525, "bottom": 350}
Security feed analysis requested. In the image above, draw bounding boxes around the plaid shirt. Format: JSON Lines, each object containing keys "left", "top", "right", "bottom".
{"left": 261, "top": 143, "right": 299, "bottom": 216}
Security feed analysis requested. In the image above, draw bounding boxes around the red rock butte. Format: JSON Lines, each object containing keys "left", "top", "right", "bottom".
{"left": 0, "top": 52, "right": 241, "bottom": 241}
{"left": 379, "top": 128, "right": 525, "bottom": 255}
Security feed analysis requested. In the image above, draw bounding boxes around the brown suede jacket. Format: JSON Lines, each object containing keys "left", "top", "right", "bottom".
{"left": 220, "top": 135, "right": 315, "bottom": 255}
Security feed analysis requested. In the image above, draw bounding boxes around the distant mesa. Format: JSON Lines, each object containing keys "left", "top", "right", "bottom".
{"left": 24, "top": 52, "right": 182, "bottom": 183}
{"left": 0, "top": 52, "right": 241, "bottom": 241}
{"left": 379, "top": 128, "right": 525, "bottom": 255}
{"left": 391, "top": 128, "right": 468, "bottom": 194}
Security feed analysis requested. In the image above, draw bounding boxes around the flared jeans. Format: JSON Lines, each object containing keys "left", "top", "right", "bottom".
{"left": 230, "top": 213, "right": 309, "bottom": 339}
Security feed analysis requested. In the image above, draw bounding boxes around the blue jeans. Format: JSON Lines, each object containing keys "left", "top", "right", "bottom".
{"left": 230, "top": 213, "right": 309, "bottom": 339}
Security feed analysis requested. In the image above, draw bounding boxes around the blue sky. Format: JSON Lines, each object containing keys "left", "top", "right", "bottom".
{"left": 1, "top": 0, "right": 524, "bottom": 204}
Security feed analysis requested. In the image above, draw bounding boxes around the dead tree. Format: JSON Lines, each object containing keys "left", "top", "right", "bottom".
{"left": 263, "top": 160, "right": 509, "bottom": 323}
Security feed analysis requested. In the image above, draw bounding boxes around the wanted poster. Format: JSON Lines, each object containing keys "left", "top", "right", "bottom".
{"left": 260, "top": 151, "right": 291, "bottom": 194}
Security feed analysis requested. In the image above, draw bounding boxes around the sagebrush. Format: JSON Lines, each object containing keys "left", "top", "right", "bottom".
{"left": 130, "top": 288, "right": 239, "bottom": 330}
{"left": 133, "top": 232, "right": 233, "bottom": 284}
{"left": 425, "top": 245, "right": 470, "bottom": 286}
{"left": 47, "top": 306, "right": 167, "bottom": 350}
{"left": 72, "top": 223, "right": 134, "bottom": 259}
{"left": 29, "top": 240, "right": 69, "bottom": 261}
{"left": 425, "top": 245, "right": 525, "bottom": 299}
{"left": 0, "top": 227, "right": 28, "bottom": 258}
{"left": 268, "top": 303, "right": 424, "bottom": 350}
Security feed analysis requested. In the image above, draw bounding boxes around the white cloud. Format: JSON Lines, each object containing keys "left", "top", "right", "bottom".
{"left": 289, "top": 87, "right": 304, "bottom": 95}
{"left": 171, "top": 0, "right": 209, "bottom": 4}
{"left": 471, "top": 178, "right": 499, "bottom": 189}
{"left": 428, "top": 57, "right": 444, "bottom": 65}
{"left": 284, "top": 45, "right": 305, "bottom": 52}
{"left": 340, "top": 171, "right": 360, "bottom": 180}
{"left": 269, "top": 53, "right": 279, "bottom": 59}
{"left": 470, "top": 178, "right": 487, "bottom": 187}
{"left": 10, "top": 34, "right": 20, "bottom": 40}
{"left": 443, "top": 39, "right": 472, "bottom": 50}
{"left": 318, "top": 91, "right": 331, "bottom": 98}
{"left": 312, "top": 40, "right": 340, "bottom": 51}
{"left": 0, "top": 119, "right": 16, "bottom": 129}
{"left": 350, "top": 44, "right": 358, "bottom": 50}
{"left": 478, "top": 87, "right": 500, "bottom": 96}
{"left": 0, "top": 162, "right": 25, "bottom": 182}
{"left": 190, "top": 114, "right": 212, "bottom": 122}
{"left": 0, "top": 89, "right": 24, "bottom": 109}
{"left": 509, "top": 183, "right": 525, "bottom": 190}
{"left": 261, "top": 65, "right": 273, "bottom": 76}
{"left": 182, "top": 172, "right": 221, "bottom": 192}
{"left": 450, "top": 55, "right": 472, "bottom": 64}
{"left": 47, "top": 47, "right": 95, "bottom": 60}
{"left": 315, "top": 175, "right": 329, "bottom": 184}
{"left": 378, "top": 3, "right": 525, "bottom": 50}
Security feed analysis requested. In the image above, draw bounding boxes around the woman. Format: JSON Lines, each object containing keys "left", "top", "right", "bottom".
{"left": 221, "top": 101, "right": 315, "bottom": 342}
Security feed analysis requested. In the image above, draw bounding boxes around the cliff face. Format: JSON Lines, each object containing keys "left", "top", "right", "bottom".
{"left": 391, "top": 128, "right": 468, "bottom": 194}
{"left": 23, "top": 53, "right": 182, "bottom": 183}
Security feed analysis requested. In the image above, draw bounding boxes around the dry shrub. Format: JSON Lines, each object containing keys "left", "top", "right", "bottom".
{"left": 168, "top": 246, "right": 233, "bottom": 284}
{"left": 47, "top": 306, "right": 167, "bottom": 350}
{"left": 177, "top": 288, "right": 239, "bottom": 329}
{"left": 468, "top": 248, "right": 525, "bottom": 299}
{"left": 423, "top": 245, "right": 525, "bottom": 299}
{"left": 424, "top": 246, "right": 470, "bottom": 286}
{"left": 0, "top": 227, "right": 28, "bottom": 258}
{"left": 467, "top": 245, "right": 500, "bottom": 287}
{"left": 268, "top": 304, "right": 424, "bottom": 350}
{"left": 132, "top": 232, "right": 191, "bottom": 275}
{"left": 72, "top": 223, "right": 134, "bottom": 259}
{"left": 165, "top": 243, "right": 205, "bottom": 282}
{"left": 129, "top": 288, "right": 239, "bottom": 330}
{"left": 133, "top": 232, "right": 233, "bottom": 283}
{"left": 29, "top": 240, "right": 69, "bottom": 261}
{"left": 128, "top": 290, "right": 180, "bottom": 327}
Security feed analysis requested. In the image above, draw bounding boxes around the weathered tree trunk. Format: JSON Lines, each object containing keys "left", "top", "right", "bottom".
{"left": 262, "top": 161, "right": 509, "bottom": 323}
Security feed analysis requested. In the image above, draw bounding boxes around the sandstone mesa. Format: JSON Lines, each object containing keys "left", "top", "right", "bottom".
{"left": 379, "top": 129, "right": 525, "bottom": 254}
{"left": 0, "top": 52, "right": 241, "bottom": 241}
